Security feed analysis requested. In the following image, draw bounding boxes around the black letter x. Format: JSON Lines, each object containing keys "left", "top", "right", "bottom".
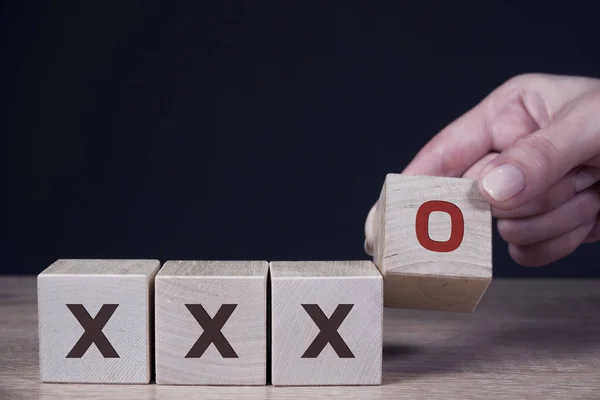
{"left": 302, "top": 304, "right": 355, "bottom": 358}
{"left": 185, "top": 304, "right": 238, "bottom": 358}
{"left": 66, "top": 304, "right": 119, "bottom": 358}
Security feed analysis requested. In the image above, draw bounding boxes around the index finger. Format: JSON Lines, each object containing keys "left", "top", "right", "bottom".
{"left": 365, "top": 101, "right": 493, "bottom": 255}
{"left": 402, "top": 102, "right": 493, "bottom": 177}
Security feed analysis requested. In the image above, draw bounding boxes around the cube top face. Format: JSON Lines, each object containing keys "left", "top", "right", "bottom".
{"left": 37, "top": 259, "right": 159, "bottom": 383}
{"left": 270, "top": 260, "right": 381, "bottom": 278}
{"left": 155, "top": 261, "right": 268, "bottom": 385}
{"left": 159, "top": 260, "right": 268, "bottom": 277}
{"left": 40, "top": 259, "right": 160, "bottom": 276}
{"left": 377, "top": 174, "right": 492, "bottom": 279}
{"left": 270, "top": 261, "right": 382, "bottom": 386}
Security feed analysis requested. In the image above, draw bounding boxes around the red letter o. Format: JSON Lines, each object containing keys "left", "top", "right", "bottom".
{"left": 415, "top": 200, "right": 464, "bottom": 252}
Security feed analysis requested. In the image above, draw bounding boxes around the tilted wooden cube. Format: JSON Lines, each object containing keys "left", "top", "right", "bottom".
{"left": 270, "top": 261, "right": 382, "bottom": 386}
{"left": 37, "top": 259, "right": 160, "bottom": 383}
{"left": 155, "top": 260, "right": 268, "bottom": 385}
{"left": 372, "top": 174, "right": 492, "bottom": 312}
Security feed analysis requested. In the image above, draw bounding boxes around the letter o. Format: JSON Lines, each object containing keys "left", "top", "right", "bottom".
{"left": 415, "top": 200, "right": 464, "bottom": 252}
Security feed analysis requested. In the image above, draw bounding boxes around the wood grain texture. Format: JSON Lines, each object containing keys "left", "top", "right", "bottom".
{"left": 37, "top": 259, "right": 160, "bottom": 383}
{"left": 2, "top": 277, "right": 600, "bottom": 398}
{"left": 373, "top": 174, "right": 492, "bottom": 312}
{"left": 155, "top": 261, "right": 268, "bottom": 385}
{"left": 270, "top": 261, "right": 383, "bottom": 386}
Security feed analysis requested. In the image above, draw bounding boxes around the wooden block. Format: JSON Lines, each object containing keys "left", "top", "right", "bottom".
{"left": 155, "top": 260, "right": 268, "bottom": 385}
{"left": 270, "top": 261, "right": 382, "bottom": 386}
{"left": 37, "top": 259, "right": 160, "bottom": 383}
{"left": 372, "top": 174, "right": 492, "bottom": 312}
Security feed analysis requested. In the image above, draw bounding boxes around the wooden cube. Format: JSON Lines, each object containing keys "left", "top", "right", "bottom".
{"left": 270, "top": 261, "right": 382, "bottom": 386}
{"left": 37, "top": 259, "right": 160, "bottom": 383}
{"left": 372, "top": 174, "right": 492, "bottom": 312}
{"left": 155, "top": 260, "right": 268, "bottom": 385}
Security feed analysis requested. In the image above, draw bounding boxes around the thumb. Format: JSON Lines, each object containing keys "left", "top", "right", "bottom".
{"left": 478, "top": 91, "right": 600, "bottom": 209}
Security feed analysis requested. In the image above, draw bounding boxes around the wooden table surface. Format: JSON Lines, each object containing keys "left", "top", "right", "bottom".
{"left": 1, "top": 276, "right": 599, "bottom": 399}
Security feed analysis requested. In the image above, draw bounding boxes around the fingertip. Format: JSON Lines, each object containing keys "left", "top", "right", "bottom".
{"left": 364, "top": 238, "right": 374, "bottom": 256}
{"left": 364, "top": 203, "right": 377, "bottom": 256}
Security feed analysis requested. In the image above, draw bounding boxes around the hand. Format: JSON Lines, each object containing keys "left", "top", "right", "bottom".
{"left": 365, "top": 73, "right": 600, "bottom": 266}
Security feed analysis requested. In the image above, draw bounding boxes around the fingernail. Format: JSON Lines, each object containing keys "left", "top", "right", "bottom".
{"left": 481, "top": 164, "right": 525, "bottom": 201}
{"left": 574, "top": 169, "right": 600, "bottom": 192}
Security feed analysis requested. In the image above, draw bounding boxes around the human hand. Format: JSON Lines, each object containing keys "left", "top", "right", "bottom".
{"left": 365, "top": 73, "right": 600, "bottom": 266}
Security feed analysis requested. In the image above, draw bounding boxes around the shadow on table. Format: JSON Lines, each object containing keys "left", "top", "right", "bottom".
{"left": 381, "top": 293, "right": 600, "bottom": 385}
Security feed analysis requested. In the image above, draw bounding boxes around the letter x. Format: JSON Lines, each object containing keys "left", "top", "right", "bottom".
{"left": 185, "top": 304, "right": 238, "bottom": 358}
{"left": 66, "top": 304, "right": 119, "bottom": 358}
{"left": 302, "top": 304, "right": 355, "bottom": 358}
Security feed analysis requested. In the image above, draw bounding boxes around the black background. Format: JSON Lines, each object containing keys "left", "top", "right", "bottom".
{"left": 2, "top": 1, "right": 599, "bottom": 277}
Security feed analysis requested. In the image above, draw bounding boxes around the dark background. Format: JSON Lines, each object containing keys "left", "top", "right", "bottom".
{"left": 2, "top": 1, "right": 599, "bottom": 277}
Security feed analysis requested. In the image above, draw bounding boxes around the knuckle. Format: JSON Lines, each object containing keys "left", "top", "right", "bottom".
{"left": 514, "top": 134, "right": 559, "bottom": 176}
{"left": 502, "top": 73, "right": 547, "bottom": 89}
{"left": 562, "top": 89, "right": 600, "bottom": 149}
{"left": 499, "top": 73, "right": 556, "bottom": 100}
